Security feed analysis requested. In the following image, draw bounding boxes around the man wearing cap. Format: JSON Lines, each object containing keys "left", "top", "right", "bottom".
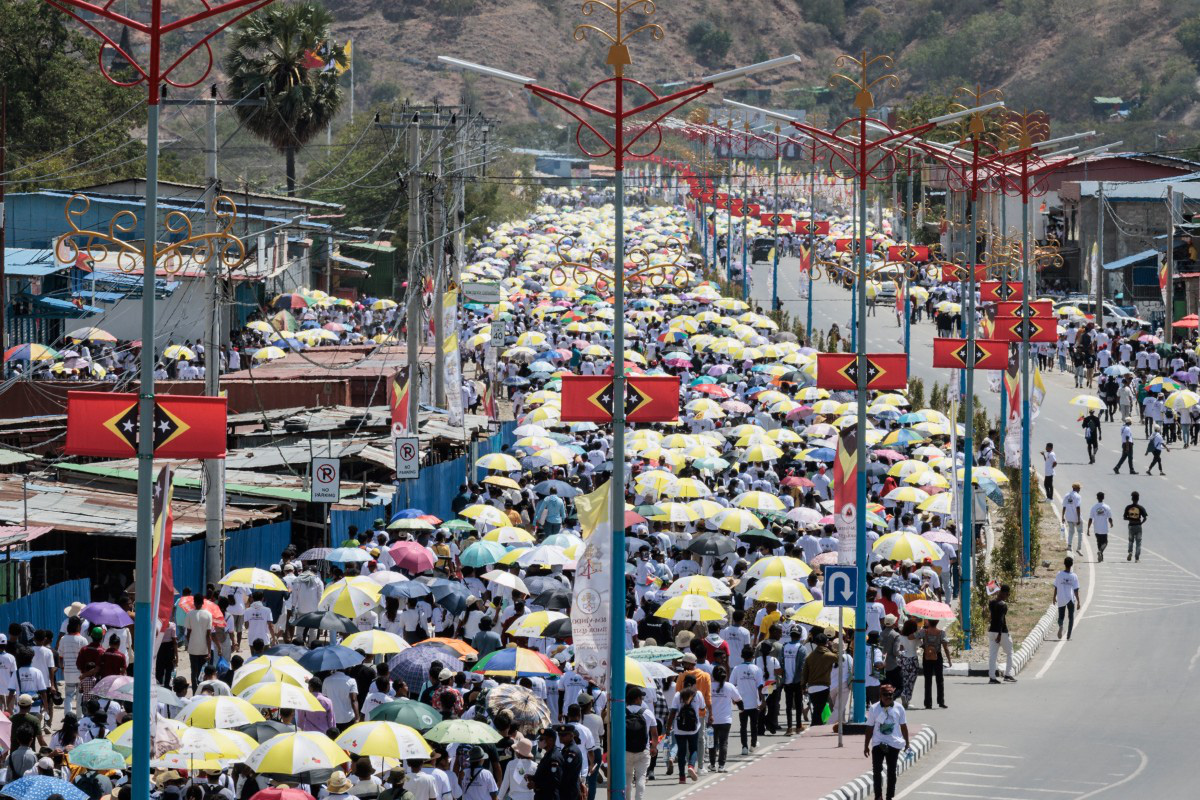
{"left": 531, "top": 729, "right": 565, "bottom": 800}
{"left": 556, "top": 724, "right": 585, "bottom": 800}
{"left": 57, "top": 616, "right": 89, "bottom": 718}
{"left": 864, "top": 684, "right": 909, "bottom": 800}
{"left": 1114, "top": 416, "right": 1136, "bottom": 474}
{"left": 878, "top": 614, "right": 903, "bottom": 701}
{"left": 623, "top": 686, "right": 657, "bottom": 800}
{"left": 460, "top": 745, "right": 500, "bottom": 800}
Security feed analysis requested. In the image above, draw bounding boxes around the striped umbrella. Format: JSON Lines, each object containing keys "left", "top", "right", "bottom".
{"left": 341, "top": 630, "right": 410, "bottom": 655}
{"left": 219, "top": 568, "right": 287, "bottom": 591}
{"left": 872, "top": 532, "right": 944, "bottom": 563}
{"left": 471, "top": 646, "right": 562, "bottom": 678}
{"left": 179, "top": 696, "right": 265, "bottom": 729}
{"left": 244, "top": 731, "right": 349, "bottom": 775}
{"left": 745, "top": 577, "right": 814, "bottom": 605}
{"left": 238, "top": 682, "right": 323, "bottom": 711}
{"left": 506, "top": 610, "right": 568, "bottom": 638}
{"left": 663, "top": 575, "right": 731, "bottom": 598}
{"left": 652, "top": 594, "right": 726, "bottom": 622}
{"left": 319, "top": 577, "right": 382, "bottom": 617}
{"left": 334, "top": 721, "right": 431, "bottom": 760}
{"left": 231, "top": 656, "right": 311, "bottom": 694}
{"left": 745, "top": 556, "right": 812, "bottom": 581}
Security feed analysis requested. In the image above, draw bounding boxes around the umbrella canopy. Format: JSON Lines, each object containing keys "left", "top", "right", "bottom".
{"left": 238, "top": 720, "right": 294, "bottom": 743}
{"left": 872, "top": 531, "right": 944, "bottom": 562}
{"left": 460, "top": 540, "right": 508, "bottom": 568}
{"left": 423, "top": 720, "right": 503, "bottom": 745}
{"left": 663, "top": 575, "right": 731, "bottom": 598}
{"left": 80, "top": 602, "right": 132, "bottom": 627}
{"left": 341, "top": 630, "right": 410, "bottom": 655}
{"left": 506, "top": 610, "right": 569, "bottom": 638}
{"left": 334, "top": 721, "right": 432, "bottom": 760}
{"left": 472, "top": 646, "right": 563, "bottom": 677}
{"left": 180, "top": 696, "right": 266, "bottom": 728}
{"left": 745, "top": 577, "right": 815, "bottom": 604}
{"left": 219, "top": 567, "right": 287, "bottom": 591}
{"left": 231, "top": 656, "right": 312, "bottom": 693}
{"left": 389, "top": 648, "right": 463, "bottom": 689}
{"left": 790, "top": 601, "right": 856, "bottom": 629}
{"left": 292, "top": 610, "right": 359, "bottom": 633}
{"left": 905, "top": 599, "right": 956, "bottom": 620}
{"left": 628, "top": 645, "right": 685, "bottom": 662}
{"left": 66, "top": 739, "right": 127, "bottom": 771}
{"left": 298, "top": 645, "right": 363, "bottom": 674}
{"left": 366, "top": 699, "right": 443, "bottom": 730}
{"left": 484, "top": 684, "right": 552, "bottom": 735}
{"left": 745, "top": 556, "right": 812, "bottom": 580}
{"left": 245, "top": 730, "right": 350, "bottom": 776}
{"left": 238, "top": 682, "right": 324, "bottom": 711}
{"left": 389, "top": 541, "right": 436, "bottom": 573}
{"left": 0, "top": 776, "right": 88, "bottom": 800}
{"left": 653, "top": 594, "right": 726, "bottom": 621}
{"left": 319, "top": 577, "right": 382, "bottom": 617}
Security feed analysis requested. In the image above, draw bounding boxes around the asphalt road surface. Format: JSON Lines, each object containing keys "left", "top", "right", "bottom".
{"left": 735, "top": 254, "right": 1200, "bottom": 799}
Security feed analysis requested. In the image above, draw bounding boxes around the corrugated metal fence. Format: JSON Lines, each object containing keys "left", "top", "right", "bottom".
{"left": 170, "top": 538, "right": 206, "bottom": 597}
{"left": 0, "top": 578, "right": 91, "bottom": 634}
{"left": 170, "top": 521, "right": 294, "bottom": 593}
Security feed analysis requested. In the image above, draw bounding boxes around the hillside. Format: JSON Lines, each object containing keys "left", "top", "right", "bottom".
{"left": 326, "top": 0, "right": 1200, "bottom": 151}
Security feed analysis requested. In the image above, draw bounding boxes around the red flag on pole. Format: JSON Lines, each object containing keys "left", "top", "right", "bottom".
{"left": 65, "top": 392, "right": 226, "bottom": 458}
{"left": 391, "top": 368, "right": 410, "bottom": 433}
{"left": 151, "top": 465, "right": 175, "bottom": 636}
{"left": 832, "top": 425, "right": 858, "bottom": 559}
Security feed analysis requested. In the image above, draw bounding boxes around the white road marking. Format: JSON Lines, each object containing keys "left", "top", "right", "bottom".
{"left": 1073, "top": 747, "right": 1147, "bottom": 799}
{"left": 954, "top": 762, "right": 1014, "bottom": 769}
{"left": 1189, "top": 643, "right": 1200, "bottom": 672}
{"left": 894, "top": 741, "right": 971, "bottom": 798}
{"left": 932, "top": 783, "right": 1077, "bottom": 794}
{"left": 1034, "top": 491, "right": 1095, "bottom": 679}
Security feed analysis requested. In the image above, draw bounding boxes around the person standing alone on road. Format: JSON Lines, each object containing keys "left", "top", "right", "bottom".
{"left": 1123, "top": 491, "right": 1148, "bottom": 562}
{"left": 864, "top": 684, "right": 909, "bottom": 800}
{"left": 1087, "top": 491, "right": 1114, "bottom": 562}
{"left": 988, "top": 584, "right": 1016, "bottom": 684}
{"left": 1053, "top": 557, "right": 1081, "bottom": 640}
{"left": 1042, "top": 443, "right": 1057, "bottom": 500}
{"left": 1062, "top": 483, "right": 1083, "bottom": 554}
{"left": 1081, "top": 410, "right": 1101, "bottom": 464}
{"left": 1114, "top": 417, "right": 1137, "bottom": 474}
{"left": 1146, "top": 425, "right": 1168, "bottom": 475}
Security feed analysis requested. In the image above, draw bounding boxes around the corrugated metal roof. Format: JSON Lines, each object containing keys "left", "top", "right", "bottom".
{"left": 0, "top": 475, "right": 276, "bottom": 538}
{"left": 55, "top": 462, "right": 344, "bottom": 502}
{"left": 0, "top": 447, "right": 36, "bottom": 466}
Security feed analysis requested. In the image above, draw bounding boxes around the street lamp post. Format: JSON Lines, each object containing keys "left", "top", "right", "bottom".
{"left": 441, "top": 8, "right": 797, "bottom": 790}
{"left": 41, "top": 4, "right": 276, "bottom": 800}
{"left": 727, "top": 59, "right": 1000, "bottom": 719}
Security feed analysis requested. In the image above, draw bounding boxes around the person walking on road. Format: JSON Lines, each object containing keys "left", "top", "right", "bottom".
{"left": 1053, "top": 557, "right": 1081, "bottom": 640}
{"left": 1123, "top": 491, "right": 1149, "bottom": 562}
{"left": 988, "top": 584, "right": 1016, "bottom": 684}
{"left": 864, "top": 684, "right": 910, "bottom": 800}
{"left": 916, "top": 620, "right": 952, "bottom": 709}
{"left": 1042, "top": 443, "right": 1057, "bottom": 500}
{"left": 1146, "top": 425, "right": 1168, "bottom": 475}
{"left": 1087, "top": 491, "right": 1114, "bottom": 562}
{"left": 1114, "top": 417, "right": 1137, "bottom": 474}
{"left": 1081, "top": 410, "right": 1101, "bottom": 464}
{"left": 1062, "top": 483, "right": 1083, "bottom": 554}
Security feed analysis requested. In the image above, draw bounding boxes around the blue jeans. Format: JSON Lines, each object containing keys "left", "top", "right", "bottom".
{"left": 675, "top": 732, "right": 698, "bottom": 774}
{"left": 543, "top": 521, "right": 562, "bottom": 536}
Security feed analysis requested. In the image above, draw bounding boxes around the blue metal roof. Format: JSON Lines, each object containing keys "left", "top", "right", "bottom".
{"left": 21, "top": 294, "right": 104, "bottom": 316}
{"left": 0, "top": 550, "right": 67, "bottom": 562}
{"left": 1102, "top": 249, "right": 1161, "bottom": 271}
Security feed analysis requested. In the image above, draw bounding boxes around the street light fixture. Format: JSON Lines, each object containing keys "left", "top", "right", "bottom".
{"left": 442, "top": 5, "right": 798, "bottom": 791}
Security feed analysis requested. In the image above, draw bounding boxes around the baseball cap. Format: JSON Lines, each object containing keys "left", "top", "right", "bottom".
{"left": 438, "top": 668, "right": 455, "bottom": 681}
{"left": 681, "top": 653, "right": 697, "bottom": 664}
{"left": 269, "top": 564, "right": 282, "bottom": 573}
{"left": 37, "top": 757, "right": 54, "bottom": 770}
{"left": 0, "top": 633, "right": 6, "bottom": 645}
{"left": 18, "top": 694, "right": 33, "bottom": 707}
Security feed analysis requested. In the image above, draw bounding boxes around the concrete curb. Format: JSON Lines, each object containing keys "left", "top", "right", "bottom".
{"left": 943, "top": 602, "right": 1057, "bottom": 677}
{"left": 816, "top": 726, "right": 938, "bottom": 800}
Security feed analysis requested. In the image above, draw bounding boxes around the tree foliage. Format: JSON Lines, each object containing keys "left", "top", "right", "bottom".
{"left": 686, "top": 22, "right": 732, "bottom": 66}
{"left": 224, "top": 0, "right": 344, "bottom": 195}
{"left": 0, "top": 0, "right": 144, "bottom": 190}
{"left": 1177, "top": 15, "right": 1200, "bottom": 67}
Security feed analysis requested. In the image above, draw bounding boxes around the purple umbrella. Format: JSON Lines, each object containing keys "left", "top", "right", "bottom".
{"left": 707, "top": 364, "right": 731, "bottom": 376}
{"left": 80, "top": 602, "right": 132, "bottom": 627}
{"left": 1173, "top": 370, "right": 1192, "bottom": 383}
{"left": 388, "top": 645, "right": 463, "bottom": 688}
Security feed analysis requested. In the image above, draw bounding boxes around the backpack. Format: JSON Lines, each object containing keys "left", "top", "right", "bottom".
{"left": 626, "top": 708, "right": 649, "bottom": 753}
{"left": 676, "top": 696, "right": 698, "bottom": 730}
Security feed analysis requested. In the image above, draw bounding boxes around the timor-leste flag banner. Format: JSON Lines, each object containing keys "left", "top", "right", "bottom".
{"left": 760, "top": 212, "right": 793, "bottom": 228}
{"left": 796, "top": 219, "right": 830, "bottom": 236}
{"left": 390, "top": 368, "right": 410, "bottom": 434}
{"left": 932, "top": 338, "right": 1010, "bottom": 370}
{"left": 832, "top": 425, "right": 858, "bottom": 564}
{"left": 940, "top": 263, "right": 987, "bottom": 283}
{"left": 571, "top": 479, "right": 613, "bottom": 686}
{"left": 65, "top": 391, "right": 226, "bottom": 458}
{"left": 994, "top": 315, "right": 1058, "bottom": 343}
{"left": 980, "top": 280, "right": 1024, "bottom": 303}
{"left": 886, "top": 244, "right": 930, "bottom": 262}
{"left": 151, "top": 465, "right": 176, "bottom": 637}
{"left": 816, "top": 353, "right": 908, "bottom": 390}
{"left": 996, "top": 300, "right": 1053, "bottom": 319}
{"left": 561, "top": 374, "right": 680, "bottom": 423}
{"left": 798, "top": 244, "right": 812, "bottom": 273}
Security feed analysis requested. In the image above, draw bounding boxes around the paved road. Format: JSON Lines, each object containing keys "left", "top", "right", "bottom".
{"left": 740, "top": 255, "right": 1200, "bottom": 798}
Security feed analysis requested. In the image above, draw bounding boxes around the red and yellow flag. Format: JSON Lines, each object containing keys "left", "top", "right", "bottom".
{"left": 64, "top": 391, "right": 226, "bottom": 458}
{"left": 151, "top": 465, "right": 175, "bottom": 636}
{"left": 390, "top": 368, "right": 410, "bottom": 433}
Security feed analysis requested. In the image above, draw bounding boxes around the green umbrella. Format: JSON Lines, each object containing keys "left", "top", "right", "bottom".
{"left": 460, "top": 540, "right": 508, "bottom": 568}
{"left": 443, "top": 519, "right": 474, "bottom": 531}
{"left": 423, "top": 719, "right": 502, "bottom": 745}
{"left": 367, "top": 699, "right": 443, "bottom": 730}
{"left": 68, "top": 739, "right": 127, "bottom": 771}
{"left": 628, "top": 645, "right": 685, "bottom": 662}
{"left": 693, "top": 457, "right": 731, "bottom": 471}
{"left": 635, "top": 504, "right": 665, "bottom": 517}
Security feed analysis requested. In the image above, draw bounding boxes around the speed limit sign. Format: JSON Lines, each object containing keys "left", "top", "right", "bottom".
{"left": 394, "top": 436, "right": 420, "bottom": 479}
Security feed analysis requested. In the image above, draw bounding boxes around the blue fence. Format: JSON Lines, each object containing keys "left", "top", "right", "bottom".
{"left": 330, "top": 504, "right": 390, "bottom": 547}
{"left": 227, "top": 521, "right": 293, "bottom": 570}
{"left": 170, "top": 538, "right": 206, "bottom": 597}
{"left": 0, "top": 578, "right": 91, "bottom": 634}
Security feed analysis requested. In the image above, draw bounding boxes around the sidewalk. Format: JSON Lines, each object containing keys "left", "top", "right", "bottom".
{"left": 659, "top": 725, "right": 929, "bottom": 800}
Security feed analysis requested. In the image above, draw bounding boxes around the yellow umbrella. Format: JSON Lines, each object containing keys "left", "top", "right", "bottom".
{"left": 1069, "top": 394, "right": 1104, "bottom": 411}
{"left": 483, "top": 526, "right": 536, "bottom": 544}
{"left": 649, "top": 502, "right": 700, "bottom": 523}
{"left": 319, "top": 577, "right": 382, "bottom": 617}
{"left": 714, "top": 507, "right": 762, "bottom": 533}
{"left": 918, "top": 493, "right": 954, "bottom": 514}
{"left": 475, "top": 453, "right": 521, "bottom": 471}
{"left": 252, "top": 346, "right": 287, "bottom": 362}
{"left": 664, "top": 575, "right": 732, "bottom": 598}
{"left": 743, "top": 443, "right": 784, "bottom": 462}
{"left": 790, "top": 601, "right": 855, "bottom": 629}
{"left": 883, "top": 486, "right": 930, "bottom": 504}
{"left": 653, "top": 594, "right": 726, "bottom": 621}
{"left": 231, "top": 656, "right": 311, "bottom": 694}
{"left": 872, "top": 532, "right": 944, "bottom": 562}
{"left": 244, "top": 730, "right": 349, "bottom": 774}
{"left": 238, "top": 681, "right": 324, "bottom": 711}
{"left": 342, "top": 630, "right": 411, "bottom": 655}
{"left": 746, "top": 578, "right": 814, "bottom": 604}
{"left": 733, "top": 491, "right": 785, "bottom": 512}
{"left": 745, "top": 555, "right": 812, "bottom": 580}
{"left": 218, "top": 568, "right": 287, "bottom": 592}
{"left": 663, "top": 477, "right": 713, "bottom": 499}
{"left": 180, "top": 696, "right": 265, "bottom": 728}
{"left": 335, "top": 721, "right": 432, "bottom": 760}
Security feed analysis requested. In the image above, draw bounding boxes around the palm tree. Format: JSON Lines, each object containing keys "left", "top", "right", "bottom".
{"left": 224, "top": 0, "right": 344, "bottom": 196}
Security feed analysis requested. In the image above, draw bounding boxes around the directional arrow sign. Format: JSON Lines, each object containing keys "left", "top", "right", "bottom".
{"left": 932, "top": 338, "right": 1010, "bottom": 370}
{"left": 824, "top": 565, "right": 859, "bottom": 609}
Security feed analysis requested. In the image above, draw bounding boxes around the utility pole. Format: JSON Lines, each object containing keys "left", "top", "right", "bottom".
{"left": 405, "top": 115, "right": 422, "bottom": 429}
{"left": 453, "top": 113, "right": 467, "bottom": 276}
{"left": 202, "top": 86, "right": 224, "bottom": 585}
{"left": 432, "top": 108, "right": 447, "bottom": 408}
{"left": 1167, "top": 185, "right": 1180, "bottom": 343}
{"left": 1095, "top": 182, "right": 1105, "bottom": 331}
{"left": 1, "top": 86, "right": 7, "bottom": 354}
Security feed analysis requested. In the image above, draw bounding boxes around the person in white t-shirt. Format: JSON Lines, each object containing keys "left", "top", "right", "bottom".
{"left": 1053, "top": 557, "right": 1081, "bottom": 640}
{"left": 1087, "top": 491, "right": 1114, "bottom": 561}
{"left": 864, "top": 685, "right": 909, "bottom": 800}
{"left": 729, "top": 646, "right": 763, "bottom": 754}
{"left": 243, "top": 592, "right": 275, "bottom": 647}
{"left": 1042, "top": 443, "right": 1057, "bottom": 500}
{"left": 706, "top": 665, "right": 742, "bottom": 772}
{"left": 1061, "top": 483, "right": 1083, "bottom": 554}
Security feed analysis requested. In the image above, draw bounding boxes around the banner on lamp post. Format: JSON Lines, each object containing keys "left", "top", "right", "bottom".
{"left": 571, "top": 480, "right": 613, "bottom": 687}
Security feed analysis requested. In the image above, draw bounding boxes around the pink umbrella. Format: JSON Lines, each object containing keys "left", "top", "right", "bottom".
{"left": 872, "top": 449, "right": 906, "bottom": 462}
{"left": 323, "top": 322, "right": 347, "bottom": 332}
{"left": 810, "top": 551, "right": 838, "bottom": 566}
{"left": 721, "top": 400, "right": 753, "bottom": 413}
{"left": 389, "top": 541, "right": 436, "bottom": 573}
{"left": 93, "top": 674, "right": 134, "bottom": 699}
{"left": 785, "top": 405, "right": 813, "bottom": 421}
{"left": 921, "top": 529, "right": 959, "bottom": 545}
{"left": 707, "top": 364, "right": 732, "bottom": 376}
{"left": 0, "top": 710, "right": 10, "bottom": 753}
{"left": 905, "top": 599, "right": 956, "bottom": 620}
{"left": 665, "top": 358, "right": 691, "bottom": 368}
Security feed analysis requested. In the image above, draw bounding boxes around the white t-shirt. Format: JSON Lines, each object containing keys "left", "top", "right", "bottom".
{"left": 865, "top": 602, "right": 885, "bottom": 634}
{"left": 460, "top": 766, "right": 498, "bottom": 800}
{"left": 707, "top": 681, "right": 742, "bottom": 725}
{"left": 719, "top": 626, "right": 752, "bottom": 666}
{"left": 1062, "top": 492, "right": 1082, "bottom": 523}
{"left": 1089, "top": 502, "right": 1113, "bottom": 535}
{"left": 244, "top": 602, "right": 273, "bottom": 645}
{"left": 186, "top": 609, "right": 213, "bottom": 656}
{"left": 1053, "top": 570, "right": 1080, "bottom": 608}
{"left": 729, "top": 663, "right": 763, "bottom": 709}
{"left": 322, "top": 673, "right": 359, "bottom": 724}
{"left": 1044, "top": 451, "right": 1057, "bottom": 476}
{"left": 867, "top": 701, "right": 907, "bottom": 749}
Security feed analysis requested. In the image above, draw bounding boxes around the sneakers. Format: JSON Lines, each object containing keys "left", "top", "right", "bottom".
{"left": 1127, "top": 553, "right": 1133, "bottom": 561}
{"left": 785, "top": 727, "right": 795, "bottom": 736}
{"left": 1057, "top": 624, "right": 1064, "bottom": 639}
{"left": 718, "top": 766, "right": 727, "bottom": 773}
{"left": 741, "top": 746, "right": 750, "bottom": 756}
{"left": 687, "top": 765, "right": 698, "bottom": 782}
{"left": 989, "top": 678, "right": 1001, "bottom": 684}
{"left": 1004, "top": 676, "right": 1018, "bottom": 683}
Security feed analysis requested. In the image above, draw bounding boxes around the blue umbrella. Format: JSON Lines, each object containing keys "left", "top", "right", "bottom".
{"left": 533, "top": 480, "right": 580, "bottom": 497}
{"left": 301, "top": 320, "right": 321, "bottom": 329}
{"left": 1, "top": 776, "right": 89, "bottom": 800}
{"left": 298, "top": 644, "right": 363, "bottom": 673}
{"left": 504, "top": 376, "right": 530, "bottom": 386}
{"left": 389, "top": 646, "right": 463, "bottom": 689}
{"left": 382, "top": 581, "right": 432, "bottom": 600}
{"left": 424, "top": 578, "right": 472, "bottom": 614}
{"left": 390, "top": 508, "right": 429, "bottom": 522}
{"left": 264, "top": 643, "right": 309, "bottom": 659}
{"left": 803, "top": 447, "right": 836, "bottom": 462}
